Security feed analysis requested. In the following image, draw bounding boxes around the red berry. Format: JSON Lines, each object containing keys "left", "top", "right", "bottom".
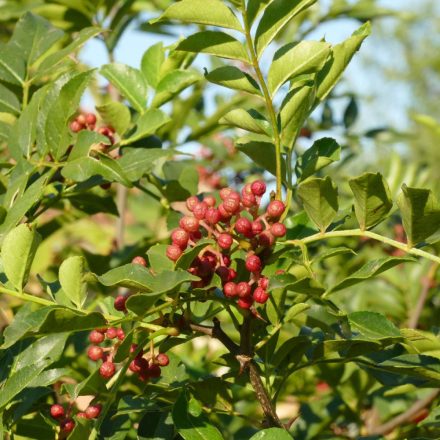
{"left": 130, "top": 344, "right": 143, "bottom": 358}
{"left": 205, "top": 208, "right": 221, "bottom": 225}
{"left": 77, "top": 114, "right": 86, "bottom": 125}
{"left": 223, "top": 196, "right": 241, "bottom": 214}
{"left": 253, "top": 287, "right": 269, "bottom": 304}
{"left": 216, "top": 266, "right": 230, "bottom": 284}
{"left": 100, "top": 361, "right": 116, "bottom": 379}
{"left": 241, "top": 183, "right": 253, "bottom": 196}
{"left": 235, "top": 217, "right": 252, "bottom": 235}
{"left": 148, "top": 363, "right": 161, "bottom": 378}
{"left": 246, "top": 255, "right": 262, "bottom": 273}
{"left": 218, "top": 233, "right": 233, "bottom": 249}
{"left": 242, "top": 193, "right": 257, "bottom": 207}
{"left": 50, "top": 404, "right": 65, "bottom": 419}
{"left": 251, "top": 180, "right": 266, "bottom": 196}
{"left": 179, "top": 216, "right": 200, "bottom": 233}
{"left": 60, "top": 418, "right": 75, "bottom": 433}
{"left": 204, "top": 195, "right": 216, "bottom": 207}
{"left": 117, "top": 328, "right": 125, "bottom": 340}
{"left": 224, "top": 282, "right": 238, "bottom": 298}
{"left": 114, "top": 295, "right": 127, "bottom": 312}
{"left": 222, "top": 255, "right": 231, "bottom": 267}
{"left": 87, "top": 345, "right": 104, "bottom": 361}
{"left": 238, "top": 296, "right": 253, "bottom": 309}
{"left": 132, "top": 256, "right": 147, "bottom": 266}
{"left": 166, "top": 244, "right": 183, "bottom": 262}
{"left": 77, "top": 412, "right": 87, "bottom": 419}
{"left": 70, "top": 120, "right": 83, "bottom": 133}
{"left": 171, "top": 228, "right": 189, "bottom": 248}
{"left": 156, "top": 353, "right": 170, "bottom": 366}
{"left": 106, "top": 327, "right": 118, "bottom": 339}
{"left": 236, "top": 282, "right": 251, "bottom": 298}
{"left": 271, "top": 222, "right": 286, "bottom": 237}
{"left": 258, "top": 277, "right": 269, "bottom": 290}
{"left": 85, "top": 404, "right": 102, "bottom": 419}
{"left": 218, "top": 204, "right": 232, "bottom": 220}
{"left": 267, "top": 200, "right": 285, "bottom": 219}
{"left": 193, "top": 202, "right": 208, "bottom": 220}
{"left": 89, "top": 330, "right": 105, "bottom": 344}
{"left": 228, "top": 268, "right": 237, "bottom": 280}
{"left": 259, "top": 230, "right": 275, "bottom": 247}
{"left": 190, "top": 230, "right": 202, "bottom": 241}
{"left": 186, "top": 196, "right": 199, "bottom": 212}
{"left": 85, "top": 113, "right": 97, "bottom": 126}
{"left": 219, "top": 188, "right": 233, "bottom": 200}
{"left": 129, "top": 357, "right": 148, "bottom": 373}
{"left": 251, "top": 220, "right": 264, "bottom": 235}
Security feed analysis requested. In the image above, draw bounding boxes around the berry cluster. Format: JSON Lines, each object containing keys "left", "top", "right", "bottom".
{"left": 69, "top": 111, "right": 115, "bottom": 148}
{"left": 49, "top": 402, "right": 102, "bottom": 433}
{"left": 167, "top": 181, "right": 286, "bottom": 310}
{"left": 127, "top": 346, "right": 170, "bottom": 382}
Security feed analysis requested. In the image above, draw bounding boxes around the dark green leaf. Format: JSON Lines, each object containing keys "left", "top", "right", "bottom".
{"left": 0, "top": 43, "right": 25, "bottom": 85}
{"left": 0, "top": 83, "right": 20, "bottom": 115}
{"left": 268, "top": 273, "right": 325, "bottom": 296}
{"left": 176, "top": 239, "right": 215, "bottom": 270}
{"left": 343, "top": 96, "right": 358, "bottom": 128}
{"left": 118, "top": 148, "right": 171, "bottom": 181}
{"left": 349, "top": 172, "right": 393, "bottom": 230}
{"left": 348, "top": 311, "right": 401, "bottom": 340}
{"left": 297, "top": 176, "right": 338, "bottom": 232}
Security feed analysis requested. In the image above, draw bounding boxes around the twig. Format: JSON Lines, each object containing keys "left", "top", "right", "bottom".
{"left": 367, "top": 389, "right": 440, "bottom": 436}
{"left": 408, "top": 263, "right": 438, "bottom": 329}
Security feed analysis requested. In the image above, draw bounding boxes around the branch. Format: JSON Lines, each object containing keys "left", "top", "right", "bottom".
{"left": 368, "top": 389, "right": 439, "bottom": 436}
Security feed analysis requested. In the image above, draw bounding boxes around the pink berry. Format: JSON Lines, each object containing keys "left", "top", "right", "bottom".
{"left": 238, "top": 296, "right": 253, "bottom": 309}
{"left": 77, "top": 412, "right": 87, "bottom": 419}
{"left": 259, "top": 230, "right": 275, "bottom": 247}
{"left": 156, "top": 353, "right": 170, "bottom": 366}
{"left": 132, "top": 256, "right": 147, "bottom": 266}
{"left": 171, "top": 228, "right": 189, "bottom": 248}
{"left": 222, "top": 255, "right": 231, "bottom": 267}
{"left": 114, "top": 295, "right": 127, "bottom": 312}
{"left": 228, "top": 268, "right": 237, "bottom": 280}
{"left": 100, "top": 361, "right": 116, "bottom": 379}
{"left": 258, "top": 277, "right": 269, "bottom": 290}
{"left": 70, "top": 120, "right": 83, "bottom": 133}
{"left": 193, "top": 202, "right": 208, "bottom": 220}
{"left": 235, "top": 217, "right": 252, "bottom": 235}
{"left": 236, "top": 282, "right": 251, "bottom": 298}
{"left": 85, "top": 404, "right": 102, "bottom": 419}
{"left": 242, "top": 193, "right": 257, "bottom": 207}
{"left": 186, "top": 196, "right": 199, "bottom": 211}
{"left": 251, "top": 220, "right": 264, "bottom": 235}
{"left": 148, "top": 363, "right": 161, "bottom": 378}
{"left": 267, "top": 200, "right": 285, "bottom": 219}
{"left": 60, "top": 418, "right": 75, "bottom": 433}
{"left": 179, "top": 216, "right": 200, "bottom": 233}
{"left": 241, "top": 183, "right": 253, "bottom": 196}
{"left": 106, "top": 327, "right": 118, "bottom": 339}
{"left": 219, "top": 188, "right": 233, "bottom": 200}
{"left": 224, "top": 282, "right": 237, "bottom": 298}
{"left": 87, "top": 345, "right": 104, "bottom": 361}
{"left": 89, "top": 330, "right": 105, "bottom": 344}
{"left": 218, "top": 233, "right": 233, "bottom": 249}
{"left": 246, "top": 255, "right": 262, "bottom": 273}
{"left": 253, "top": 287, "right": 269, "bottom": 304}
{"left": 271, "top": 222, "right": 286, "bottom": 237}
{"left": 205, "top": 208, "right": 221, "bottom": 225}
{"left": 50, "top": 404, "right": 64, "bottom": 419}
{"left": 223, "top": 196, "right": 241, "bottom": 214}
{"left": 77, "top": 114, "right": 86, "bottom": 125}
{"left": 85, "top": 113, "right": 97, "bottom": 126}
{"left": 166, "top": 244, "right": 183, "bottom": 262}
{"left": 218, "top": 204, "right": 232, "bottom": 220}
{"left": 251, "top": 180, "right": 266, "bottom": 196}
{"left": 204, "top": 195, "right": 216, "bottom": 207}
{"left": 117, "top": 328, "right": 125, "bottom": 340}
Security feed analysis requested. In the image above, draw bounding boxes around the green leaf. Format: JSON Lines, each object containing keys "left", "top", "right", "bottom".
{"left": 268, "top": 41, "right": 331, "bottom": 96}
{"left": 236, "top": 136, "right": 287, "bottom": 183}
{"left": 59, "top": 256, "right": 88, "bottom": 309}
{"left": 0, "top": 83, "right": 20, "bottom": 115}
{"left": 34, "top": 27, "right": 101, "bottom": 80}
{"left": 285, "top": 303, "right": 311, "bottom": 322}
{"left": 397, "top": 184, "right": 440, "bottom": 247}
{"left": 176, "top": 239, "right": 215, "bottom": 270}
{"left": 268, "top": 273, "right": 325, "bottom": 296}
{"left": 69, "top": 130, "right": 110, "bottom": 160}
{"left": 9, "top": 12, "right": 64, "bottom": 66}
{"left": 152, "top": 69, "right": 201, "bottom": 108}
{"left": 163, "top": 163, "right": 199, "bottom": 202}
{"left": 118, "top": 148, "right": 171, "bottom": 181}
{"left": 0, "top": 43, "right": 25, "bottom": 85}
{"left": 255, "top": 0, "right": 317, "bottom": 58}
{"left": 101, "top": 63, "right": 147, "bottom": 113}
{"left": 45, "top": 70, "right": 94, "bottom": 159}
{"left": 176, "top": 31, "right": 250, "bottom": 64}
{"left": 141, "top": 43, "right": 165, "bottom": 89}
{"left": 147, "top": 244, "right": 174, "bottom": 272}
{"left": 325, "top": 256, "right": 415, "bottom": 295}
{"left": 62, "top": 155, "right": 132, "bottom": 186}
{"left": 343, "top": 96, "right": 358, "bottom": 128}
{"left": 295, "top": 137, "right": 340, "bottom": 181}
{"left": 121, "top": 108, "right": 170, "bottom": 145}
{"left": 205, "top": 66, "right": 262, "bottom": 95}
{"left": 173, "top": 392, "right": 223, "bottom": 440}
{"left": 153, "top": 0, "right": 243, "bottom": 31}
{"left": 249, "top": 428, "right": 293, "bottom": 440}
{"left": 279, "top": 81, "right": 316, "bottom": 147}
{"left": 96, "top": 101, "right": 131, "bottom": 135}
{"left": 1, "top": 224, "right": 41, "bottom": 290}
{"left": 348, "top": 311, "right": 401, "bottom": 340}
{"left": 349, "top": 172, "right": 393, "bottom": 230}
{"left": 297, "top": 176, "right": 338, "bottom": 232}
{"left": 247, "top": 0, "right": 272, "bottom": 26}
{"left": 315, "top": 22, "right": 371, "bottom": 105}
{"left": 67, "top": 193, "right": 118, "bottom": 216}
{"left": 220, "top": 109, "right": 271, "bottom": 135}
